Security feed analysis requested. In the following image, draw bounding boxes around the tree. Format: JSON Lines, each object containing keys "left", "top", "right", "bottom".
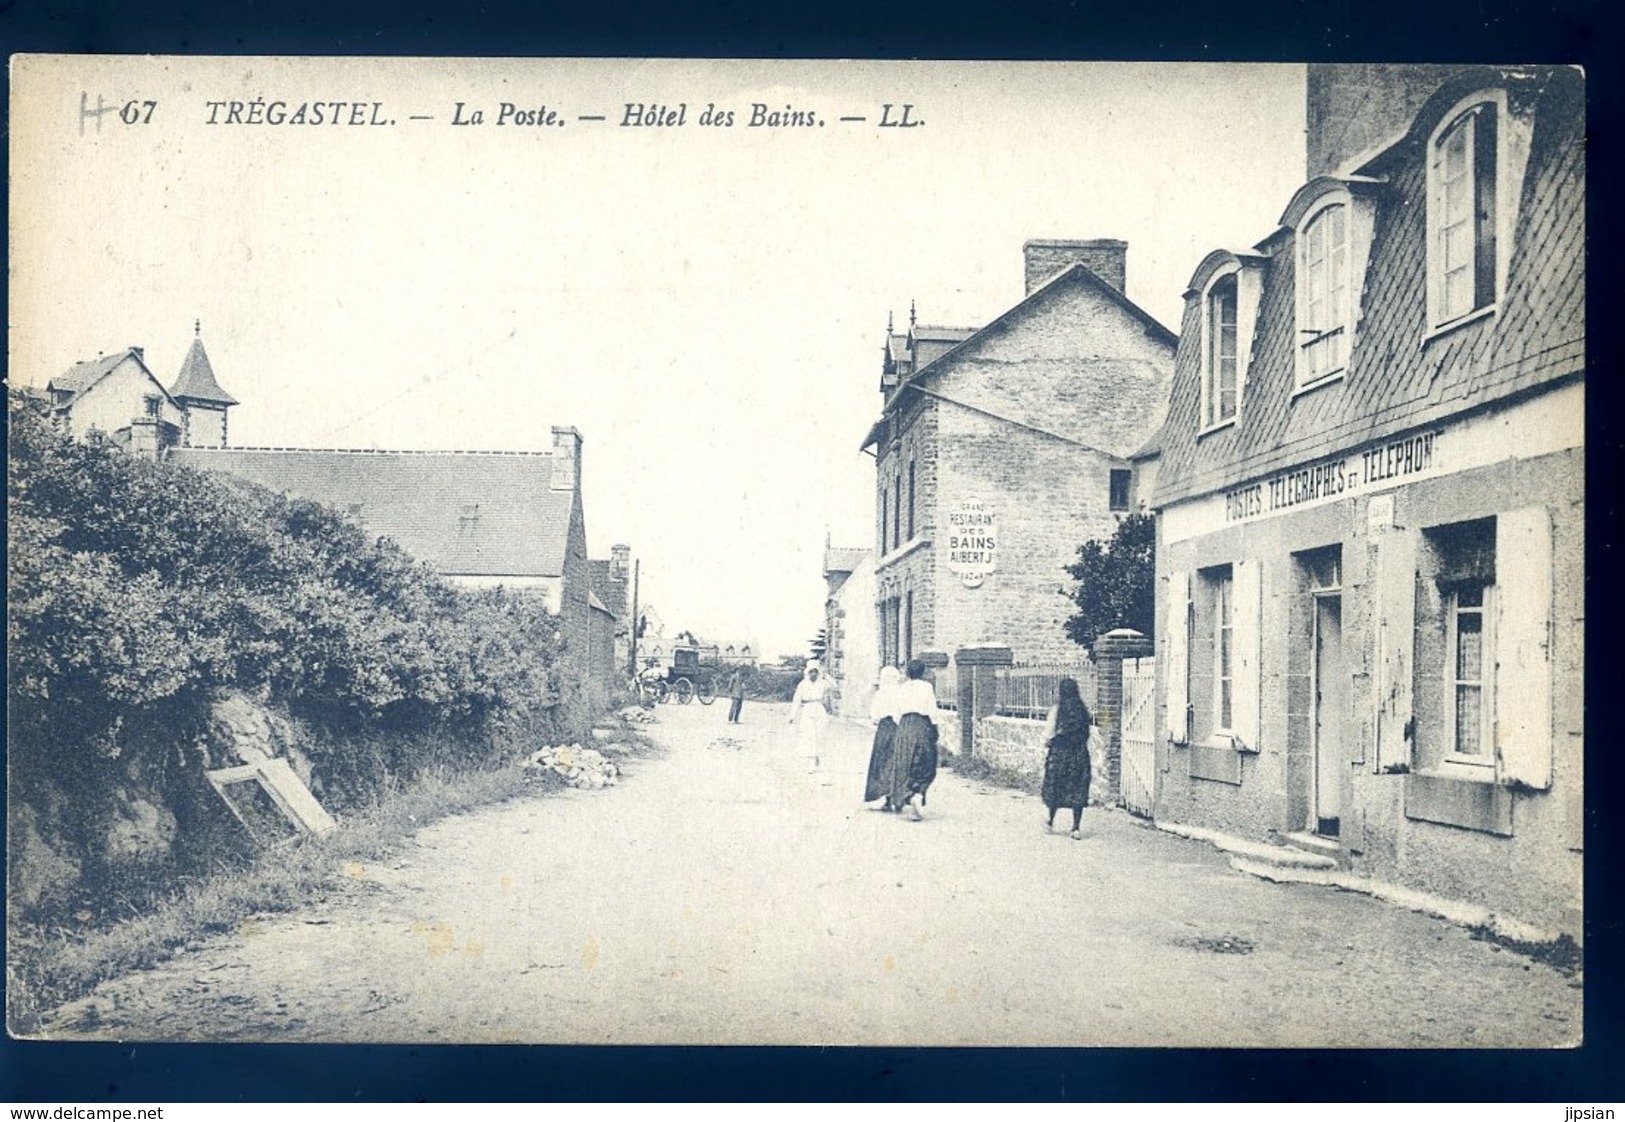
{"left": 1063, "top": 512, "right": 1156, "bottom": 649}
{"left": 808, "top": 628, "right": 828, "bottom": 661}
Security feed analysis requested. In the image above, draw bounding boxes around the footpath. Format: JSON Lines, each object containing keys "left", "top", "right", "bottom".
{"left": 35, "top": 702, "right": 1581, "bottom": 1046}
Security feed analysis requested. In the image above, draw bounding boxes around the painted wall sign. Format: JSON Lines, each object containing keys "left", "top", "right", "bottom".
{"left": 1162, "top": 384, "right": 1584, "bottom": 545}
{"left": 1222, "top": 430, "right": 1443, "bottom": 525}
{"left": 946, "top": 498, "right": 998, "bottom": 588}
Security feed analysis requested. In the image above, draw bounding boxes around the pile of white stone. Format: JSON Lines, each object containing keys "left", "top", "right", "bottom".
{"left": 522, "top": 743, "right": 620, "bottom": 788}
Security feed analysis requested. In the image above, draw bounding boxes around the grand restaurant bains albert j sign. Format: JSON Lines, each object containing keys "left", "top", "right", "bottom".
{"left": 946, "top": 498, "right": 998, "bottom": 589}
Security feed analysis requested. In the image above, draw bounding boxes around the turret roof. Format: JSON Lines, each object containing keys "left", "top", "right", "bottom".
{"left": 170, "top": 334, "right": 238, "bottom": 405}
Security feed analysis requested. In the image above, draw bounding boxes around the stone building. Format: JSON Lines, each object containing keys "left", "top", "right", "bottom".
{"left": 823, "top": 541, "right": 877, "bottom": 718}
{"left": 40, "top": 323, "right": 237, "bottom": 455}
{"left": 590, "top": 544, "right": 634, "bottom": 676}
{"left": 1149, "top": 66, "right": 1584, "bottom": 939}
{"left": 37, "top": 325, "right": 620, "bottom": 713}
{"left": 172, "top": 427, "right": 611, "bottom": 709}
{"left": 861, "top": 240, "right": 1177, "bottom": 670}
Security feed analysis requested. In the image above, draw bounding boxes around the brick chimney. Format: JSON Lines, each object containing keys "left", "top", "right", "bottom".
{"left": 550, "top": 426, "right": 582, "bottom": 492}
{"left": 610, "top": 543, "right": 631, "bottom": 580}
{"left": 1023, "top": 238, "right": 1128, "bottom": 296}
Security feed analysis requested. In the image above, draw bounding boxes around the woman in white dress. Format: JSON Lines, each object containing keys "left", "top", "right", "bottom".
{"left": 787, "top": 660, "right": 832, "bottom": 771}
{"left": 864, "top": 666, "right": 904, "bottom": 808}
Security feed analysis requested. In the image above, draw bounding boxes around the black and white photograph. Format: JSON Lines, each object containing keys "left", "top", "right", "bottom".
{"left": 7, "top": 56, "right": 1585, "bottom": 1051}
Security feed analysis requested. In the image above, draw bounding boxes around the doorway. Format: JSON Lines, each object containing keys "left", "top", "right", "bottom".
{"left": 1312, "top": 592, "right": 1344, "bottom": 837}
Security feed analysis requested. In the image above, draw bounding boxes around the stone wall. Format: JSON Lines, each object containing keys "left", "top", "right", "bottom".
{"left": 1155, "top": 439, "right": 1584, "bottom": 939}
{"left": 974, "top": 715, "right": 1106, "bottom": 802}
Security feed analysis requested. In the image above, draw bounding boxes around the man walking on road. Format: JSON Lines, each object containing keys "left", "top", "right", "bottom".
{"left": 726, "top": 668, "right": 746, "bottom": 723}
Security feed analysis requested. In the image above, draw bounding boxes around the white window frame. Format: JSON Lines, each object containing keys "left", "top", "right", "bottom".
{"left": 1295, "top": 197, "right": 1354, "bottom": 390}
{"left": 1199, "top": 267, "right": 1241, "bottom": 433}
{"left": 1212, "top": 567, "right": 1235, "bottom": 735}
{"left": 1442, "top": 580, "right": 1497, "bottom": 775}
{"left": 1425, "top": 89, "right": 1529, "bottom": 337}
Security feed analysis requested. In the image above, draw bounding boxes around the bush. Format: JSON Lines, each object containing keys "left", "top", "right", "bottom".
{"left": 1063, "top": 511, "right": 1156, "bottom": 649}
{"left": 6, "top": 392, "right": 567, "bottom": 917}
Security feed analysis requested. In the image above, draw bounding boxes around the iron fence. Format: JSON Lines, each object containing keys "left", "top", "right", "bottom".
{"left": 993, "top": 661, "right": 1097, "bottom": 719}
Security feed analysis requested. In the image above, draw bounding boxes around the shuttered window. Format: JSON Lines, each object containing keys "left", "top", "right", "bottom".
{"left": 1165, "top": 570, "right": 1191, "bottom": 742}
{"left": 1372, "top": 530, "right": 1418, "bottom": 772}
{"left": 1446, "top": 584, "right": 1492, "bottom": 760}
{"left": 1494, "top": 506, "right": 1553, "bottom": 788}
{"left": 1231, "top": 559, "right": 1263, "bottom": 748}
{"left": 1215, "top": 570, "right": 1234, "bottom": 731}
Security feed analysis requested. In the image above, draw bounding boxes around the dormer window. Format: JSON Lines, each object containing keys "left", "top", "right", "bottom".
{"left": 1202, "top": 273, "right": 1239, "bottom": 428}
{"left": 1297, "top": 201, "right": 1351, "bottom": 385}
{"left": 1190, "top": 249, "right": 1264, "bottom": 437}
{"left": 1282, "top": 175, "right": 1380, "bottom": 393}
{"left": 1424, "top": 89, "right": 1533, "bottom": 334}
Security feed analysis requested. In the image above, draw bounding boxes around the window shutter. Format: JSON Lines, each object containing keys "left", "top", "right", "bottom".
{"left": 1165, "top": 569, "right": 1190, "bottom": 742}
{"left": 1373, "top": 529, "right": 1417, "bottom": 772}
{"left": 1495, "top": 506, "right": 1553, "bottom": 789}
{"left": 1232, "top": 559, "right": 1263, "bottom": 748}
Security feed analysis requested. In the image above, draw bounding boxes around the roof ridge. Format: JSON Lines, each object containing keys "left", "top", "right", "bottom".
{"left": 189, "top": 445, "right": 554, "bottom": 456}
{"left": 882, "top": 262, "right": 1176, "bottom": 415}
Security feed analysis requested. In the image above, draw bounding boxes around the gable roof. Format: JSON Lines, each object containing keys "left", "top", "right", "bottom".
{"left": 170, "top": 336, "right": 238, "bottom": 405}
{"left": 866, "top": 263, "right": 1178, "bottom": 459}
{"left": 822, "top": 545, "right": 869, "bottom": 576}
{"left": 170, "top": 447, "right": 575, "bottom": 578}
{"left": 886, "top": 263, "right": 1175, "bottom": 408}
{"left": 47, "top": 349, "right": 179, "bottom": 408}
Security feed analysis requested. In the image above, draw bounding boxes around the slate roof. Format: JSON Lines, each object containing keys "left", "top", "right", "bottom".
{"left": 170, "top": 336, "right": 239, "bottom": 405}
{"left": 823, "top": 545, "right": 870, "bottom": 576}
{"left": 171, "top": 447, "right": 574, "bottom": 577}
{"left": 45, "top": 350, "right": 173, "bottom": 404}
{"left": 1152, "top": 69, "right": 1584, "bottom": 507}
{"left": 49, "top": 353, "right": 128, "bottom": 396}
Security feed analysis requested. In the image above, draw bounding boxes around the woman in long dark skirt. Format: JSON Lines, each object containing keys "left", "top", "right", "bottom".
{"left": 886, "top": 658, "right": 941, "bottom": 821}
{"left": 1041, "top": 677, "right": 1094, "bottom": 839}
{"left": 864, "top": 666, "right": 903, "bottom": 808}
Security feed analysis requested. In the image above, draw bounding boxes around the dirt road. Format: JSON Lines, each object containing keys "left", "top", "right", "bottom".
{"left": 37, "top": 702, "right": 1581, "bottom": 1046}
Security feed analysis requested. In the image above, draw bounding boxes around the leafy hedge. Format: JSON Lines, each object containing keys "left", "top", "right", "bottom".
{"left": 7, "top": 393, "right": 569, "bottom": 909}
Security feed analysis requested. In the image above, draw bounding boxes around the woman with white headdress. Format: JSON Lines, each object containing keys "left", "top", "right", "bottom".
{"left": 864, "top": 665, "right": 903, "bottom": 809}
{"left": 787, "top": 659, "right": 832, "bottom": 772}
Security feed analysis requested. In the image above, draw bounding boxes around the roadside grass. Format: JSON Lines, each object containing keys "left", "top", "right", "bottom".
{"left": 8, "top": 715, "right": 654, "bottom": 1034}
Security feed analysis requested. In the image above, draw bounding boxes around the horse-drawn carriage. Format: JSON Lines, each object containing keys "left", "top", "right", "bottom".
{"left": 633, "top": 643, "right": 720, "bottom": 707}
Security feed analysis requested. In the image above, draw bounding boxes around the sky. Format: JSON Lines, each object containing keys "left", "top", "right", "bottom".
{"left": 11, "top": 58, "right": 1307, "bottom": 661}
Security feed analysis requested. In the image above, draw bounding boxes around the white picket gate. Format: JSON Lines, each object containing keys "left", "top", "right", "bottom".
{"left": 1120, "top": 657, "right": 1157, "bottom": 817}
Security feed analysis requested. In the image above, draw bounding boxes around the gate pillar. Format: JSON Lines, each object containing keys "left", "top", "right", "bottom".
{"left": 1092, "top": 628, "right": 1153, "bottom": 805}
{"left": 954, "top": 645, "right": 1013, "bottom": 758}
